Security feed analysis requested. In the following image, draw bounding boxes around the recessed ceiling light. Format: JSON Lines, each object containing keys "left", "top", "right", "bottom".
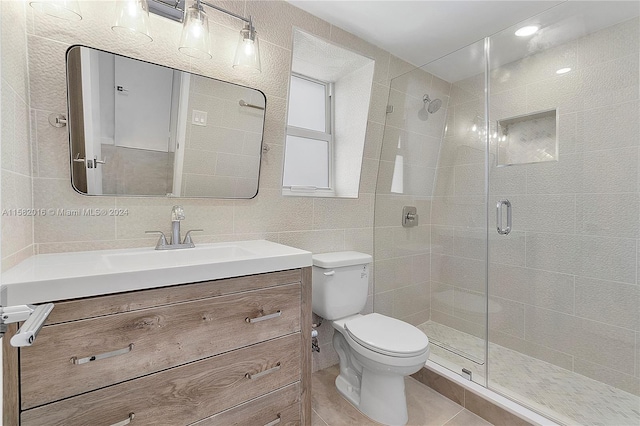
{"left": 515, "top": 25, "right": 539, "bottom": 37}
{"left": 556, "top": 67, "right": 572, "bottom": 74}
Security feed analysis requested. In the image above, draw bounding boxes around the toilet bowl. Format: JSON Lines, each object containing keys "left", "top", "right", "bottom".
{"left": 332, "top": 313, "right": 430, "bottom": 425}
{"left": 312, "top": 252, "right": 430, "bottom": 426}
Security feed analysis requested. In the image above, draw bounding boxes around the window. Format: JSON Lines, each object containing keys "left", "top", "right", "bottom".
{"left": 283, "top": 29, "right": 375, "bottom": 198}
{"left": 282, "top": 74, "right": 333, "bottom": 193}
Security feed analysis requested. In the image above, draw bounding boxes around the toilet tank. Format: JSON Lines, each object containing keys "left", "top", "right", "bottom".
{"left": 312, "top": 251, "right": 372, "bottom": 320}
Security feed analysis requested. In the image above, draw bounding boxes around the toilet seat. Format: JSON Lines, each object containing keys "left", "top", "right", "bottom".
{"left": 344, "top": 313, "right": 429, "bottom": 358}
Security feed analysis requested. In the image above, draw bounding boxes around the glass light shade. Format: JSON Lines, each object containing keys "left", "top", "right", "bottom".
{"left": 112, "top": 0, "right": 153, "bottom": 44}
{"left": 179, "top": 6, "right": 212, "bottom": 60}
{"left": 233, "top": 27, "right": 261, "bottom": 72}
{"left": 30, "top": 0, "right": 82, "bottom": 21}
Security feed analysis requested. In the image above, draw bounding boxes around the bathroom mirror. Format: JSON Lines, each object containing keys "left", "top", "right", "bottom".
{"left": 282, "top": 30, "right": 374, "bottom": 198}
{"left": 66, "top": 46, "right": 266, "bottom": 198}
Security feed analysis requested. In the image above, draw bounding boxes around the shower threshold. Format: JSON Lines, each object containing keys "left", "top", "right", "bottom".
{"left": 428, "top": 337, "right": 485, "bottom": 365}
{"left": 419, "top": 321, "right": 640, "bottom": 426}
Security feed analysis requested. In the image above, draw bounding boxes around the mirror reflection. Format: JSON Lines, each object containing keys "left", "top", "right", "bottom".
{"left": 66, "top": 46, "right": 266, "bottom": 198}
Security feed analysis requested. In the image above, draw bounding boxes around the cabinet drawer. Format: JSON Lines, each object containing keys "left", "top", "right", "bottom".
{"left": 191, "top": 382, "right": 301, "bottom": 426}
{"left": 21, "top": 283, "right": 301, "bottom": 409}
{"left": 46, "top": 270, "right": 302, "bottom": 325}
{"left": 21, "top": 334, "right": 301, "bottom": 426}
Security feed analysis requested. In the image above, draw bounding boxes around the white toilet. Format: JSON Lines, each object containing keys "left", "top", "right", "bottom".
{"left": 312, "top": 251, "right": 430, "bottom": 426}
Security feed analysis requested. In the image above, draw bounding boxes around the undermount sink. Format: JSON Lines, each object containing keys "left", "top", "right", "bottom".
{"left": 1, "top": 240, "right": 312, "bottom": 306}
{"left": 101, "top": 244, "right": 258, "bottom": 270}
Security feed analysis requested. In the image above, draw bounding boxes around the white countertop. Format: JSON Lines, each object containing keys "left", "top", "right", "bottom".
{"left": 1, "top": 240, "right": 312, "bottom": 306}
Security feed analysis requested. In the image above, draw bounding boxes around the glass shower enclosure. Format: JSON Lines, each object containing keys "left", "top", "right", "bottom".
{"left": 373, "top": 2, "right": 640, "bottom": 425}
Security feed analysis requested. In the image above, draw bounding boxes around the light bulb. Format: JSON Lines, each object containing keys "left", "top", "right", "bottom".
{"left": 191, "top": 22, "right": 203, "bottom": 37}
{"left": 244, "top": 39, "right": 255, "bottom": 56}
{"left": 515, "top": 25, "right": 539, "bottom": 37}
{"left": 233, "top": 24, "right": 261, "bottom": 72}
{"left": 127, "top": 2, "right": 137, "bottom": 16}
{"left": 178, "top": 5, "right": 211, "bottom": 59}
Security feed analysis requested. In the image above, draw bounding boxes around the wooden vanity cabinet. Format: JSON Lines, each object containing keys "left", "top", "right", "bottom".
{"left": 2, "top": 268, "right": 312, "bottom": 426}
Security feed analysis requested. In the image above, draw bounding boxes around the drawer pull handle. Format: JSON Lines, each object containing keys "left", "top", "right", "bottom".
{"left": 110, "top": 413, "right": 134, "bottom": 426}
{"left": 71, "top": 343, "right": 134, "bottom": 365}
{"left": 245, "top": 310, "right": 281, "bottom": 323}
{"left": 264, "top": 414, "right": 281, "bottom": 426}
{"left": 245, "top": 362, "right": 281, "bottom": 380}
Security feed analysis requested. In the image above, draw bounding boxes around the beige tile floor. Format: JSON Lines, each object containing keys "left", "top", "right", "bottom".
{"left": 312, "top": 366, "right": 493, "bottom": 426}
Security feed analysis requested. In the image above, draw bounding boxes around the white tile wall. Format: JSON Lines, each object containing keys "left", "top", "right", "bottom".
{"left": 1, "top": 0, "right": 34, "bottom": 271}
{"left": 337, "top": 12, "right": 640, "bottom": 397}
{"left": 421, "top": 17, "right": 640, "bottom": 394}
{"left": 373, "top": 60, "right": 451, "bottom": 326}
{"left": 574, "top": 277, "right": 640, "bottom": 331}
{"left": 524, "top": 306, "right": 636, "bottom": 374}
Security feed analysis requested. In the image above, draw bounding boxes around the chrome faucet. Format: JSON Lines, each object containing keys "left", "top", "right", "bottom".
{"left": 171, "top": 205, "right": 185, "bottom": 245}
{"left": 146, "top": 206, "right": 203, "bottom": 250}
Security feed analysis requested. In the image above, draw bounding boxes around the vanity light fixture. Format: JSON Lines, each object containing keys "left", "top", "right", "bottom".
{"left": 556, "top": 67, "right": 572, "bottom": 74}
{"left": 232, "top": 17, "right": 261, "bottom": 72}
{"left": 29, "top": 0, "right": 82, "bottom": 21}
{"left": 148, "top": 0, "right": 261, "bottom": 72}
{"left": 112, "top": 0, "right": 153, "bottom": 43}
{"left": 179, "top": 1, "right": 212, "bottom": 59}
{"left": 515, "top": 25, "right": 539, "bottom": 37}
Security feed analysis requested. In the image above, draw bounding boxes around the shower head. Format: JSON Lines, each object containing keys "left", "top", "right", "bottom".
{"left": 428, "top": 98, "right": 442, "bottom": 114}
{"left": 418, "top": 94, "right": 442, "bottom": 121}
{"left": 423, "top": 94, "right": 442, "bottom": 113}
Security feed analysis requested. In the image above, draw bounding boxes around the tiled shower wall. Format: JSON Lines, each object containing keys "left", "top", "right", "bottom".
{"left": 0, "top": 0, "right": 423, "bottom": 372}
{"left": 1, "top": 1, "right": 34, "bottom": 271}
{"left": 373, "top": 67, "right": 451, "bottom": 326}
{"left": 430, "top": 18, "right": 640, "bottom": 395}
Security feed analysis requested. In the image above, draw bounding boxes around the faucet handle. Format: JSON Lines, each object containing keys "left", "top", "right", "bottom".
{"left": 145, "top": 231, "right": 168, "bottom": 249}
{"left": 183, "top": 229, "right": 203, "bottom": 245}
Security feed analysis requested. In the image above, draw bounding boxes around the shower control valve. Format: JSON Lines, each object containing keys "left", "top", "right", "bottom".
{"left": 402, "top": 206, "right": 418, "bottom": 227}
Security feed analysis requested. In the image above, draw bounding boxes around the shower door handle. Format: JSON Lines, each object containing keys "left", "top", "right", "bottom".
{"left": 496, "top": 199, "right": 512, "bottom": 235}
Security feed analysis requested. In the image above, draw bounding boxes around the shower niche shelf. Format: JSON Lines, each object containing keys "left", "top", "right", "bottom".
{"left": 496, "top": 108, "right": 557, "bottom": 166}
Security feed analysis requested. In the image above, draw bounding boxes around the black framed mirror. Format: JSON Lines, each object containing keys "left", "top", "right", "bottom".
{"left": 66, "top": 45, "right": 266, "bottom": 198}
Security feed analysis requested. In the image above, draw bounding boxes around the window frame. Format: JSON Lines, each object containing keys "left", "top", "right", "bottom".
{"left": 283, "top": 73, "right": 335, "bottom": 196}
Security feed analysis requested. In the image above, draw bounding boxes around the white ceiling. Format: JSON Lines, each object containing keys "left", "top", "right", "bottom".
{"left": 288, "top": 1, "right": 563, "bottom": 67}
{"left": 287, "top": 1, "right": 639, "bottom": 81}
{"left": 292, "top": 29, "right": 374, "bottom": 81}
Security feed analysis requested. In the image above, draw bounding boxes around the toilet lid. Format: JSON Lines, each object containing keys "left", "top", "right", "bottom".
{"left": 344, "top": 313, "right": 429, "bottom": 358}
